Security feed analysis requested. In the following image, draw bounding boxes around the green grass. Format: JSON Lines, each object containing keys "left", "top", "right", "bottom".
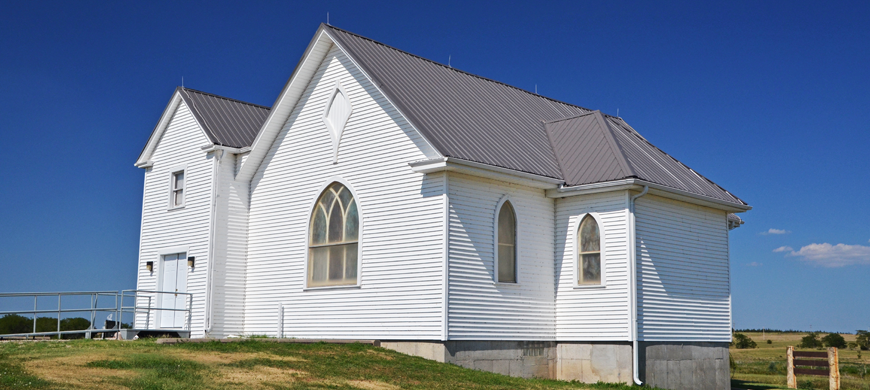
{"left": 730, "top": 332, "right": 870, "bottom": 390}
{"left": 0, "top": 339, "right": 660, "bottom": 390}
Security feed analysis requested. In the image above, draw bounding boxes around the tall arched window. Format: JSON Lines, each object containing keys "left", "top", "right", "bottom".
{"left": 578, "top": 215, "right": 601, "bottom": 285}
{"left": 309, "top": 182, "right": 359, "bottom": 287}
{"left": 497, "top": 201, "right": 517, "bottom": 283}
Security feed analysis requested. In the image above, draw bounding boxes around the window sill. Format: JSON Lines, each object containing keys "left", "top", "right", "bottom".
{"left": 493, "top": 282, "right": 521, "bottom": 287}
{"left": 572, "top": 284, "right": 606, "bottom": 290}
{"left": 168, "top": 206, "right": 185, "bottom": 211}
{"left": 303, "top": 284, "right": 361, "bottom": 292}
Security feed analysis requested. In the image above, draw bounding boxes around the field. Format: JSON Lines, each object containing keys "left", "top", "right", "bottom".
{"left": 0, "top": 338, "right": 655, "bottom": 390}
{"left": 731, "top": 332, "right": 869, "bottom": 390}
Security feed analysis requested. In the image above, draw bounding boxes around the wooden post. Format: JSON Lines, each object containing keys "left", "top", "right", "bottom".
{"left": 787, "top": 346, "right": 796, "bottom": 389}
{"left": 828, "top": 347, "right": 839, "bottom": 390}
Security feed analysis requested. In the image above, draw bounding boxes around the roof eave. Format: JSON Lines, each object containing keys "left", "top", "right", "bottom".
{"left": 409, "top": 157, "right": 563, "bottom": 189}
{"left": 547, "top": 178, "right": 752, "bottom": 212}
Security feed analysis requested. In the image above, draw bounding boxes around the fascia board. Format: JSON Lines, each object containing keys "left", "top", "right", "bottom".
{"left": 549, "top": 178, "right": 752, "bottom": 212}
{"left": 236, "top": 27, "right": 334, "bottom": 182}
{"left": 136, "top": 92, "right": 215, "bottom": 168}
{"left": 135, "top": 92, "right": 182, "bottom": 166}
{"left": 409, "top": 158, "right": 562, "bottom": 189}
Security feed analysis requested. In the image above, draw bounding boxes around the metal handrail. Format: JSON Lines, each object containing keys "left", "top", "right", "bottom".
{"left": 0, "top": 290, "right": 193, "bottom": 340}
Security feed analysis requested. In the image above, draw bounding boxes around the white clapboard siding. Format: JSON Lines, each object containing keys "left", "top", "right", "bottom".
{"left": 554, "top": 191, "right": 631, "bottom": 340}
{"left": 635, "top": 194, "right": 731, "bottom": 342}
{"left": 243, "top": 44, "right": 444, "bottom": 339}
{"left": 135, "top": 102, "right": 212, "bottom": 337}
{"left": 207, "top": 152, "right": 249, "bottom": 337}
{"left": 447, "top": 173, "right": 555, "bottom": 340}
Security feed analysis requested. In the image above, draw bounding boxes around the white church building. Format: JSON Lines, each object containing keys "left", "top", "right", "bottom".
{"left": 133, "top": 24, "right": 749, "bottom": 390}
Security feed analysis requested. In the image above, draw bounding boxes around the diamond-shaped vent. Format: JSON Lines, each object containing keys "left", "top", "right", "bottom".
{"left": 322, "top": 81, "right": 353, "bottom": 162}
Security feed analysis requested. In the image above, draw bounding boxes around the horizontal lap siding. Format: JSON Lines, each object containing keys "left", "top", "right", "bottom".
{"left": 136, "top": 102, "right": 211, "bottom": 337}
{"left": 555, "top": 192, "right": 630, "bottom": 340}
{"left": 635, "top": 195, "right": 731, "bottom": 342}
{"left": 244, "top": 45, "right": 443, "bottom": 339}
{"left": 447, "top": 173, "right": 555, "bottom": 340}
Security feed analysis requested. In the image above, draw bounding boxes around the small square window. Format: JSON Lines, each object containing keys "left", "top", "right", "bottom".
{"left": 171, "top": 171, "right": 185, "bottom": 207}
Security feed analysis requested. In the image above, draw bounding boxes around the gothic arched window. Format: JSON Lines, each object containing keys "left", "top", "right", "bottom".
{"left": 578, "top": 215, "right": 601, "bottom": 285}
{"left": 309, "top": 182, "right": 359, "bottom": 287}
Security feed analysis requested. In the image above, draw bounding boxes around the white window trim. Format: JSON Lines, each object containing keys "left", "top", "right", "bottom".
{"left": 302, "top": 177, "right": 364, "bottom": 291}
{"left": 321, "top": 80, "right": 354, "bottom": 163}
{"left": 493, "top": 194, "right": 519, "bottom": 285}
{"left": 168, "top": 164, "right": 187, "bottom": 210}
{"left": 573, "top": 212, "right": 606, "bottom": 289}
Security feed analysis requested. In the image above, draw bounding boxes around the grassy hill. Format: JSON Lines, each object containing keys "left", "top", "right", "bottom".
{"left": 0, "top": 339, "right": 653, "bottom": 390}
{"left": 731, "top": 332, "right": 869, "bottom": 390}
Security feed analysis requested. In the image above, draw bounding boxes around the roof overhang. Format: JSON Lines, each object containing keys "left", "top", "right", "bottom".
{"left": 135, "top": 89, "right": 213, "bottom": 168}
{"left": 547, "top": 178, "right": 752, "bottom": 212}
{"left": 409, "top": 158, "right": 563, "bottom": 189}
{"left": 236, "top": 24, "right": 443, "bottom": 182}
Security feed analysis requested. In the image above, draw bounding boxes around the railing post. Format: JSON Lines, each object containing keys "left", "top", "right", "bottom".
{"left": 187, "top": 294, "right": 192, "bottom": 333}
{"left": 117, "top": 291, "right": 122, "bottom": 333}
{"left": 146, "top": 295, "right": 152, "bottom": 330}
{"left": 86, "top": 294, "right": 94, "bottom": 339}
{"left": 829, "top": 347, "right": 839, "bottom": 390}
{"left": 787, "top": 346, "right": 796, "bottom": 388}
{"left": 56, "top": 294, "right": 61, "bottom": 339}
{"left": 32, "top": 295, "right": 37, "bottom": 337}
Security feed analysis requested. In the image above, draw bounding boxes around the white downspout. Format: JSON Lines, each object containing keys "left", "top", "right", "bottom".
{"left": 204, "top": 149, "right": 224, "bottom": 336}
{"left": 629, "top": 185, "right": 649, "bottom": 386}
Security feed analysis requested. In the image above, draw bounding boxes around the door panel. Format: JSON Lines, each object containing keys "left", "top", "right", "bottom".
{"left": 159, "top": 253, "right": 186, "bottom": 328}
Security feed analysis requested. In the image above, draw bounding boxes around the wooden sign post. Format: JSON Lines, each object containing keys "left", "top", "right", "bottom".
{"left": 786, "top": 346, "right": 839, "bottom": 390}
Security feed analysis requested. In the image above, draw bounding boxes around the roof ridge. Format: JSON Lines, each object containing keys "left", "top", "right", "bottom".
{"left": 542, "top": 111, "right": 597, "bottom": 124}
{"left": 178, "top": 86, "right": 272, "bottom": 110}
{"left": 323, "top": 24, "right": 597, "bottom": 115}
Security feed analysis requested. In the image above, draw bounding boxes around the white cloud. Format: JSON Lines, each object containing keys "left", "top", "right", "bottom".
{"left": 776, "top": 243, "right": 870, "bottom": 267}
{"left": 761, "top": 228, "right": 790, "bottom": 235}
{"left": 746, "top": 262, "right": 762, "bottom": 267}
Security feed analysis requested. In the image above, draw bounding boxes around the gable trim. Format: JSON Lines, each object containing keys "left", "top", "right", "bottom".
{"left": 135, "top": 91, "right": 213, "bottom": 168}
{"left": 236, "top": 25, "right": 443, "bottom": 182}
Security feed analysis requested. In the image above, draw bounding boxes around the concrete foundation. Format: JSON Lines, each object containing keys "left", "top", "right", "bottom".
{"left": 639, "top": 342, "right": 731, "bottom": 390}
{"left": 381, "top": 340, "right": 731, "bottom": 390}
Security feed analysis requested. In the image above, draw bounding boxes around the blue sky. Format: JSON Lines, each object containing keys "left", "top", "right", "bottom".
{"left": 1, "top": 1, "right": 868, "bottom": 333}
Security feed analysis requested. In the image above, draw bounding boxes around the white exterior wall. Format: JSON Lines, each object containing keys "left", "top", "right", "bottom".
{"left": 554, "top": 191, "right": 631, "bottom": 340}
{"left": 446, "top": 173, "right": 555, "bottom": 340}
{"left": 135, "top": 102, "right": 212, "bottom": 337}
{"left": 243, "top": 45, "right": 444, "bottom": 339}
{"left": 207, "top": 152, "right": 249, "bottom": 337}
{"left": 635, "top": 194, "right": 731, "bottom": 342}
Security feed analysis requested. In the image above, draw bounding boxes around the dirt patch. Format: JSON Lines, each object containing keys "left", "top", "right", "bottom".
{"left": 165, "top": 350, "right": 305, "bottom": 365}
{"left": 364, "top": 349, "right": 395, "bottom": 360}
{"left": 215, "top": 365, "right": 306, "bottom": 389}
{"left": 23, "top": 353, "right": 135, "bottom": 389}
{"left": 347, "top": 379, "right": 401, "bottom": 390}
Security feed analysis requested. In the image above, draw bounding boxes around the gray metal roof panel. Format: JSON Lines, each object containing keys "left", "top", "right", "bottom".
{"left": 323, "top": 25, "right": 745, "bottom": 206}
{"left": 177, "top": 87, "right": 271, "bottom": 148}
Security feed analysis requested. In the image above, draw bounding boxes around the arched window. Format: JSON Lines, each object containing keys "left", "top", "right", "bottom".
{"left": 308, "top": 182, "right": 359, "bottom": 287}
{"left": 578, "top": 215, "right": 601, "bottom": 285}
{"left": 496, "top": 201, "right": 517, "bottom": 283}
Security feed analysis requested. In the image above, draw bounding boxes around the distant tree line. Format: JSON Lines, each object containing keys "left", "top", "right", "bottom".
{"left": 734, "top": 328, "right": 843, "bottom": 334}
{"left": 731, "top": 330, "right": 870, "bottom": 351}
{"left": 0, "top": 314, "right": 129, "bottom": 339}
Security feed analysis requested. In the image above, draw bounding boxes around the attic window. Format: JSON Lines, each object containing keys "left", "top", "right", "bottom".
{"left": 322, "top": 81, "right": 353, "bottom": 162}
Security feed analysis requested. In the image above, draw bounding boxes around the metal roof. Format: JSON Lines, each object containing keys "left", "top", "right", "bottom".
{"left": 177, "top": 87, "right": 271, "bottom": 148}
{"left": 324, "top": 25, "right": 746, "bottom": 206}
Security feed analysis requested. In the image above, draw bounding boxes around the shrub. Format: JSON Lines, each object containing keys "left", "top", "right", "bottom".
{"left": 857, "top": 330, "right": 870, "bottom": 351}
{"left": 732, "top": 333, "right": 757, "bottom": 349}
{"left": 798, "top": 380, "right": 815, "bottom": 389}
{"left": 822, "top": 333, "right": 847, "bottom": 349}
{"left": 767, "top": 339, "right": 773, "bottom": 344}
{"left": 848, "top": 342, "right": 859, "bottom": 350}
{"left": 768, "top": 362, "right": 777, "bottom": 373}
{"left": 799, "top": 332, "right": 823, "bottom": 349}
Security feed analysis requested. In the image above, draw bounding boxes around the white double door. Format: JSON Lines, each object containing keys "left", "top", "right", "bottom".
{"left": 159, "top": 253, "right": 188, "bottom": 328}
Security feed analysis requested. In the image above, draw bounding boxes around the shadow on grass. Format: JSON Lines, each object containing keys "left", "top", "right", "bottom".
{"left": 732, "top": 379, "right": 782, "bottom": 390}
